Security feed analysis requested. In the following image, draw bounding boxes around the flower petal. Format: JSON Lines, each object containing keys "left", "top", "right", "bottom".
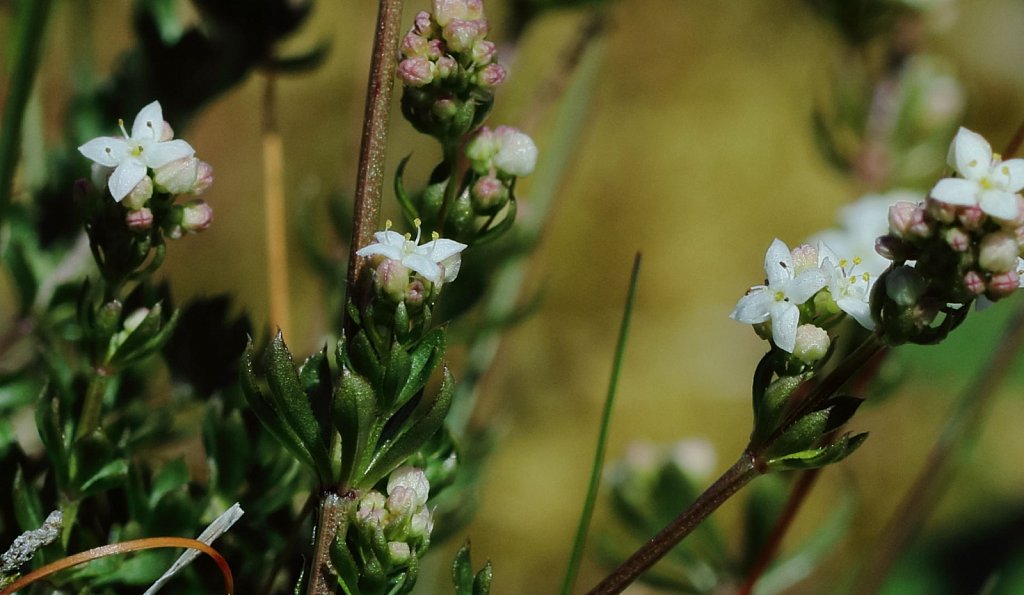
{"left": 729, "top": 288, "right": 771, "bottom": 324}
{"left": 108, "top": 159, "right": 148, "bottom": 202}
{"left": 78, "top": 137, "right": 129, "bottom": 167}
{"left": 769, "top": 301, "right": 799, "bottom": 352}
{"left": 356, "top": 242, "right": 403, "bottom": 261}
{"left": 930, "top": 178, "right": 980, "bottom": 206}
{"left": 951, "top": 127, "right": 992, "bottom": 180}
{"left": 816, "top": 240, "right": 841, "bottom": 269}
{"left": 837, "top": 296, "right": 875, "bottom": 330}
{"left": 764, "top": 239, "right": 793, "bottom": 288}
{"left": 402, "top": 254, "right": 442, "bottom": 284}
{"left": 787, "top": 268, "right": 827, "bottom": 304}
{"left": 978, "top": 189, "right": 1020, "bottom": 221}
{"left": 131, "top": 101, "right": 164, "bottom": 141}
{"left": 419, "top": 238, "right": 467, "bottom": 262}
{"left": 372, "top": 230, "right": 408, "bottom": 248}
{"left": 441, "top": 255, "right": 462, "bottom": 282}
{"left": 1000, "top": 158, "right": 1024, "bottom": 193}
{"left": 144, "top": 139, "right": 195, "bottom": 168}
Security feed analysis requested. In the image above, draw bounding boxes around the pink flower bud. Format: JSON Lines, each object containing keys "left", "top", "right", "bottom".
{"left": 478, "top": 63, "right": 506, "bottom": 87}
{"left": 470, "top": 175, "right": 507, "bottom": 213}
{"left": 125, "top": 207, "right": 154, "bottom": 231}
{"left": 958, "top": 205, "right": 986, "bottom": 230}
{"left": 426, "top": 39, "right": 445, "bottom": 60}
{"left": 123, "top": 175, "right": 153, "bottom": 210}
{"left": 926, "top": 198, "right": 957, "bottom": 223}
{"left": 888, "top": 201, "right": 918, "bottom": 237}
{"left": 471, "top": 40, "right": 496, "bottom": 65}
{"left": 153, "top": 157, "right": 199, "bottom": 194}
{"left": 979, "top": 231, "right": 1019, "bottom": 273}
{"left": 987, "top": 270, "right": 1020, "bottom": 299}
{"left": 193, "top": 160, "right": 214, "bottom": 195}
{"left": 377, "top": 259, "right": 411, "bottom": 303}
{"left": 398, "top": 57, "right": 436, "bottom": 87}
{"left": 432, "top": 97, "right": 459, "bottom": 120}
{"left": 443, "top": 19, "right": 487, "bottom": 53}
{"left": 405, "top": 278, "right": 428, "bottom": 307}
{"left": 944, "top": 227, "right": 970, "bottom": 252}
{"left": 413, "top": 11, "right": 436, "bottom": 36}
{"left": 963, "top": 271, "right": 986, "bottom": 295}
{"left": 433, "top": 0, "right": 483, "bottom": 26}
{"left": 435, "top": 55, "right": 457, "bottom": 79}
{"left": 790, "top": 244, "right": 818, "bottom": 273}
{"left": 401, "top": 32, "right": 429, "bottom": 58}
{"left": 181, "top": 200, "right": 213, "bottom": 233}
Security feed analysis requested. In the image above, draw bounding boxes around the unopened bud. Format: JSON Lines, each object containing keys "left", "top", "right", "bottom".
{"left": 793, "top": 324, "right": 830, "bottom": 363}
{"left": 470, "top": 175, "right": 507, "bottom": 214}
{"left": 433, "top": 0, "right": 483, "bottom": 26}
{"left": 123, "top": 175, "right": 154, "bottom": 210}
{"left": 181, "top": 200, "right": 213, "bottom": 233}
{"left": 944, "top": 227, "right": 970, "bottom": 252}
{"left": 153, "top": 157, "right": 199, "bottom": 194}
{"left": 979, "top": 232, "right": 1019, "bottom": 273}
{"left": 987, "top": 270, "right": 1020, "bottom": 299}
{"left": 125, "top": 207, "right": 154, "bottom": 231}
{"left": 402, "top": 32, "right": 429, "bottom": 58}
{"left": 471, "top": 40, "right": 496, "bottom": 65}
{"left": 388, "top": 467, "right": 430, "bottom": 508}
{"left": 493, "top": 126, "right": 537, "bottom": 177}
{"left": 963, "top": 271, "right": 986, "bottom": 295}
{"left": 432, "top": 97, "right": 459, "bottom": 121}
{"left": 435, "top": 55, "right": 457, "bottom": 79}
{"left": 388, "top": 541, "right": 412, "bottom": 564}
{"left": 478, "top": 63, "right": 506, "bottom": 88}
{"left": 926, "top": 198, "right": 957, "bottom": 224}
{"left": 958, "top": 205, "right": 986, "bottom": 230}
{"left": 413, "top": 11, "right": 436, "bottom": 36}
{"left": 377, "top": 259, "right": 411, "bottom": 303}
{"left": 888, "top": 201, "right": 919, "bottom": 237}
{"left": 790, "top": 244, "right": 818, "bottom": 273}
{"left": 399, "top": 57, "right": 436, "bottom": 87}
{"left": 444, "top": 19, "right": 486, "bottom": 53}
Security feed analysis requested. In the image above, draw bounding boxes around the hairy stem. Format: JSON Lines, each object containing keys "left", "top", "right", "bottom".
{"left": 585, "top": 453, "right": 759, "bottom": 595}
{"left": 857, "top": 299, "right": 1024, "bottom": 594}
{"left": 305, "top": 492, "right": 351, "bottom": 595}
{"left": 0, "top": 0, "right": 52, "bottom": 225}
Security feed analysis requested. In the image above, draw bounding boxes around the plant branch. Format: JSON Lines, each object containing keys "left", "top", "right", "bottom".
{"left": 856, "top": 298, "right": 1024, "bottom": 594}
{"left": 0, "top": 0, "right": 52, "bottom": 226}
{"left": 559, "top": 253, "right": 641, "bottom": 595}
{"left": 305, "top": 492, "right": 352, "bottom": 595}
{"left": 585, "top": 453, "right": 759, "bottom": 595}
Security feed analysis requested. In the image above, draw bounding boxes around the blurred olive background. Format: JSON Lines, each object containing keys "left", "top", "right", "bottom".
{"left": 8, "top": 0, "right": 1024, "bottom": 592}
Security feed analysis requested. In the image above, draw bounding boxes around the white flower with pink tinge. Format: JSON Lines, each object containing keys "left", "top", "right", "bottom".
{"left": 78, "top": 101, "right": 194, "bottom": 202}
{"left": 356, "top": 219, "right": 467, "bottom": 286}
{"left": 930, "top": 127, "right": 1024, "bottom": 221}
{"left": 730, "top": 239, "right": 828, "bottom": 353}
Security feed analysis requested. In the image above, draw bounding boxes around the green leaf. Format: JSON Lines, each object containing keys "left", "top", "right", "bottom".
{"left": 335, "top": 366, "right": 379, "bottom": 487}
{"left": 396, "top": 329, "right": 446, "bottom": 408}
{"left": 361, "top": 367, "right": 454, "bottom": 488}
{"left": 330, "top": 532, "right": 363, "bottom": 595}
{"left": 77, "top": 458, "right": 129, "bottom": 497}
{"left": 473, "top": 197, "right": 517, "bottom": 246}
{"left": 452, "top": 541, "right": 474, "bottom": 593}
{"left": 241, "top": 342, "right": 319, "bottom": 474}
{"left": 0, "top": 375, "right": 42, "bottom": 411}
{"left": 473, "top": 561, "right": 493, "bottom": 595}
{"left": 35, "top": 388, "right": 69, "bottom": 489}
{"left": 13, "top": 466, "right": 44, "bottom": 532}
{"left": 348, "top": 330, "right": 385, "bottom": 388}
{"left": 823, "top": 395, "right": 864, "bottom": 433}
{"left": 300, "top": 345, "right": 335, "bottom": 450}
{"left": 766, "top": 409, "right": 829, "bottom": 459}
{"left": 3, "top": 238, "right": 37, "bottom": 312}
{"left": 382, "top": 341, "right": 413, "bottom": 410}
{"left": 264, "top": 332, "right": 332, "bottom": 481}
{"left": 767, "top": 432, "right": 869, "bottom": 471}
{"left": 751, "top": 373, "right": 810, "bottom": 446}
{"left": 149, "top": 458, "right": 189, "bottom": 508}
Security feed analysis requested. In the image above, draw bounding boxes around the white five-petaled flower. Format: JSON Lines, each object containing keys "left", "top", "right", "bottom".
{"left": 817, "top": 242, "right": 876, "bottom": 330}
{"left": 930, "top": 127, "right": 1024, "bottom": 220}
{"left": 356, "top": 220, "right": 467, "bottom": 286}
{"left": 78, "top": 101, "right": 195, "bottom": 202}
{"left": 730, "top": 239, "right": 828, "bottom": 353}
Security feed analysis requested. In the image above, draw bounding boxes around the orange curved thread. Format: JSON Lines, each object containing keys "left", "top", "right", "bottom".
{"left": 0, "top": 536, "right": 233, "bottom": 595}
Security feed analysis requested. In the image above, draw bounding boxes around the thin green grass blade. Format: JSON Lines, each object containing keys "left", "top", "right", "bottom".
{"left": 559, "top": 253, "right": 642, "bottom": 595}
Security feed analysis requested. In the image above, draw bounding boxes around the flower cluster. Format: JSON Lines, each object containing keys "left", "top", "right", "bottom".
{"left": 731, "top": 238, "right": 875, "bottom": 362}
{"left": 357, "top": 219, "right": 468, "bottom": 308}
{"left": 351, "top": 467, "right": 434, "bottom": 570}
{"left": 399, "top": 0, "right": 505, "bottom": 140}
{"left": 462, "top": 125, "right": 538, "bottom": 214}
{"left": 878, "top": 127, "right": 1024, "bottom": 303}
{"left": 79, "top": 101, "right": 213, "bottom": 237}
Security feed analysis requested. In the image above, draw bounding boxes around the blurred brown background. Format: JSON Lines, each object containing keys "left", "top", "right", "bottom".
{"left": 12, "top": 0, "right": 1024, "bottom": 591}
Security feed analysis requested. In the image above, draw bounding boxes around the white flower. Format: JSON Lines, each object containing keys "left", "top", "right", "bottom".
{"left": 78, "top": 101, "right": 194, "bottom": 202}
{"left": 493, "top": 126, "right": 538, "bottom": 177}
{"left": 730, "top": 239, "right": 828, "bottom": 353}
{"left": 356, "top": 220, "right": 467, "bottom": 285}
{"left": 809, "top": 191, "right": 915, "bottom": 278}
{"left": 817, "top": 242, "right": 876, "bottom": 330}
{"left": 930, "top": 127, "right": 1024, "bottom": 220}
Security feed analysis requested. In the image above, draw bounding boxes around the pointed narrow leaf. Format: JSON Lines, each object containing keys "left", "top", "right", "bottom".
{"left": 13, "top": 466, "right": 44, "bottom": 532}
{"left": 382, "top": 342, "right": 413, "bottom": 410}
{"left": 361, "top": 367, "right": 454, "bottom": 488}
{"left": 823, "top": 395, "right": 864, "bottom": 433}
{"left": 767, "top": 432, "right": 869, "bottom": 471}
{"left": 35, "top": 389, "right": 69, "bottom": 489}
{"left": 396, "top": 329, "right": 446, "bottom": 407}
{"left": 300, "top": 345, "right": 335, "bottom": 449}
{"left": 452, "top": 541, "right": 474, "bottom": 593}
{"left": 330, "top": 533, "right": 363, "bottom": 595}
{"left": 348, "top": 330, "right": 385, "bottom": 388}
{"left": 473, "top": 561, "right": 493, "bottom": 595}
{"left": 766, "top": 409, "right": 829, "bottom": 459}
{"left": 335, "top": 367, "right": 379, "bottom": 487}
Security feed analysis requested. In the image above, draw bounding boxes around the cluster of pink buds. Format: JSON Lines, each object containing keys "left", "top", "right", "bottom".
{"left": 399, "top": 0, "right": 506, "bottom": 140}
{"left": 874, "top": 127, "right": 1024, "bottom": 343}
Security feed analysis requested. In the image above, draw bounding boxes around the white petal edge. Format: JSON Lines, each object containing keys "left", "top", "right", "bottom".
{"left": 837, "top": 297, "right": 875, "bottom": 330}
{"left": 769, "top": 301, "right": 799, "bottom": 353}
{"left": 402, "top": 253, "right": 442, "bottom": 284}
{"left": 764, "top": 239, "right": 793, "bottom": 288}
{"left": 787, "top": 268, "right": 827, "bottom": 304}
{"left": 951, "top": 127, "right": 992, "bottom": 180}
{"left": 930, "top": 178, "right": 980, "bottom": 206}
{"left": 356, "top": 242, "right": 404, "bottom": 260}
{"left": 420, "top": 238, "right": 467, "bottom": 261}
{"left": 78, "top": 137, "right": 129, "bottom": 167}
{"left": 145, "top": 139, "right": 195, "bottom": 169}
{"left": 730, "top": 288, "right": 771, "bottom": 324}
{"left": 978, "top": 190, "right": 1020, "bottom": 221}
{"left": 131, "top": 101, "right": 164, "bottom": 141}
{"left": 1001, "top": 159, "right": 1024, "bottom": 193}
{"left": 108, "top": 159, "right": 148, "bottom": 201}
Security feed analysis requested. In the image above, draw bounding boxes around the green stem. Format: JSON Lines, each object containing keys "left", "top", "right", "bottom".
{"left": 76, "top": 369, "right": 110, "bottom": 440}
{"left": 0, "top": 0, "right": 53, "bottom": 225}
{"left": 585, "top": 453, "right": 760, "bottom": 595}
{"left": 434, "top": 141, "right": 459, "bottom": 232}
{"left": 559, "top": 254, "right": 641, "bottom": 595}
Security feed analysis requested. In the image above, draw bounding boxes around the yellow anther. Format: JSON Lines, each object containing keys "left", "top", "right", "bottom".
{"left": 853, "top": 256, "right": 862, "bottom": 265}
{"left": 431, "top": 231, "right": 440, "bottom": 240}
{"left": 1002, "top": 165, "right": 1010, "bottom": 176}
{"left": 839, "top": 258, "right": 848, "bottom": 268}
{"left": 384, "top": 219, "right": 393, "bottom": 231}
{"left": 413, "top": 217, "right": 422, "bottom": 228}
{"left": 861, "top": 272, "right": 870, "bottom": 282}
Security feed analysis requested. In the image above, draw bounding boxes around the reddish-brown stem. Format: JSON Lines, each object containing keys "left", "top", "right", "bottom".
{"left": 585, "top": 453, "right": 759, "bottom": 595}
